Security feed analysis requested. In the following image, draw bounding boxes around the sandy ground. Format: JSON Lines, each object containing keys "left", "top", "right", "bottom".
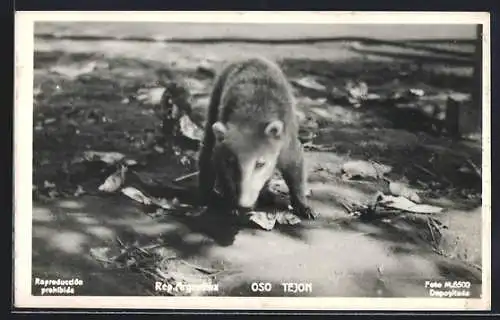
{"left": 29, "top": 26, "right": 483, "bottom": 299}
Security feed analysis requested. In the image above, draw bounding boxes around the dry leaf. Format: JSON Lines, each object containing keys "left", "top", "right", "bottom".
{"left": 192, "top": 95, "right": 210, "bottom": 110}
{"left": 151, "top": 197, "right": 175, "bottom": 210}
{"left": 124, "top": 159, "right": 138, "bottom": 166}
{"left": 197, "top": 60, "right": 216, "bottom": 77}
{"left": 388, "top": 181, "right": 422, "bottom": 203}
{"left": 74, "top": 185, "right": 85, "bottom": 197}
{"left": 121, "top": 187, "right": 152, "bottom": 205}
{"left": 276, "top": 212, "right": 301, "bottom": 225}
{"left": 98, "top": 166, "right": 127, "bottom": 192}
{"left": 346, "top": 81, "right": 368, "bottom": 100}
{"left": 180, "top": 155, "right": 191, "bottom": 166}
{"left": 43, "top": 180, "right": 56, "bottom": 189}
{"left": 154, "top": 145, "right": 165, "bottom": 154}
{"left": 78, "top": 151, "right": 126, "bottom": 165}
{"left": 292, "top": 77, "right": 326, "bottom": 92}
{"left": 179, "top": 115, "right": 204, "bottom": 141}
{"left": 136, "top": 87, "right": 166, "bottom": 105}
{"left": 183, "top": 78, "right": 208, "bottom": 95}
{"left": 370, "top": 161, "right": 392, "bottom": 176}
{"left": 248, "top": 211, "right": 277, "bottom": 231}
{"left": 448, "top": 92, "right": 470, "bottom": 102}
{"left": 342, "top": 160, "right": 383, "bottom": 180}
{"left": 48, "top": 189, "right": 59, "bottom": 199}
{"left": 366, "top": 93, "right": 382, "bottom": 100}
{"left": 376, "top": 194, "right": 443, "bottom": 214}
{"left": 44, "top": 118, "right": 56, "bottom": 125}
{"left": 34, "top": 86, "right": 42, "bottom": 97}
{"left": 89, "top": 246, "right": 115, "bottom": 263}
{"left": 295, "top": 97, "right": 327, "bottom": 109}
{"left": 50, "top": 61, "right": 98, "bottom": 79}
{"left": 410, "top": 204, "right": 445, "bottom": 214}
{"left": 409, "top": 88, "right": 425, "bottom": 97}
{"left": 298, "top": 128, "right": 317, "bottom": 144}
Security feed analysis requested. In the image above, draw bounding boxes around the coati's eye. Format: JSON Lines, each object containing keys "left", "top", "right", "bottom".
{"left": 255, "top": 158, "right": 266, "bottom": 169}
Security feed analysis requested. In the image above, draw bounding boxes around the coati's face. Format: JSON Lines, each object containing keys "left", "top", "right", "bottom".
{"left": 212, "top": 120, "right": 284, "bottom": 209}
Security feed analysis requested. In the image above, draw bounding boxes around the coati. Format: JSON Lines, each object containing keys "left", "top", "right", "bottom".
{"left": 197, "top": 57, "right": 317, "bottom": 220}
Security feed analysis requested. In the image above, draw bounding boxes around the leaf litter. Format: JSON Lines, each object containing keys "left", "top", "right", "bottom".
{"left": 98, "top": 165, "right": 128, "bottom": 192}
{"left": 35, "top": 52, "right": 482, "bottom": 293}
{"left": 89, "top": 237, "right": 222, "bottom": 296}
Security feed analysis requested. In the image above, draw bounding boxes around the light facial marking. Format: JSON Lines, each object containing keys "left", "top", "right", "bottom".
{"left": 237, "top": 153, "right": 278, "bottom": 208}
{"left": 221, "top": 122, "right": 283, "bottom": 208}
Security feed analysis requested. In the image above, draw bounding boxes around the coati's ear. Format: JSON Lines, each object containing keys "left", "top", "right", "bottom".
{"left": 264, "top": 120, "right": 284, "bottom": 139}
{"left": 212, "top": 122, "right": 227, "bottom": 142}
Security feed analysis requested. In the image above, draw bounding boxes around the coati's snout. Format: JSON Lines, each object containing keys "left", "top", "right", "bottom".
{"left": 212, "top": 120, "right": 284, "bottom": 209}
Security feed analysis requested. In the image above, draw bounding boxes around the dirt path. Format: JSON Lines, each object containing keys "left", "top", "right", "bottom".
{"left": 31, "top": 34, "right": 483, "bottom": 298}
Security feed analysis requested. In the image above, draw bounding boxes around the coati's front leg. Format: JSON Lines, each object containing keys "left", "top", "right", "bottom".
{"left": 257, "top": 180, "right": 280, "bottom": 207}
{"left": 278, "top": 138, "right": 318, "bottom": 220}
{"left": 198, "top": 137, "right": 238, "bottom": 211}
{"left": 197, "top": 60, "right": 233, "bottom": 207}
{"left": 197, "top": 134, "right": 217, "bottom": 206}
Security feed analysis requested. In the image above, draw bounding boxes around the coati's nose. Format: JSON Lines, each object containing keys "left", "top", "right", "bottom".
{"left": 238, "top": 193, "right": 258, "bottom": 212}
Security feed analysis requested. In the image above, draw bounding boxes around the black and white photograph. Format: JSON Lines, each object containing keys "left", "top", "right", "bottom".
{"left": 14, "top": 11, "right": 491, "bottom": 310}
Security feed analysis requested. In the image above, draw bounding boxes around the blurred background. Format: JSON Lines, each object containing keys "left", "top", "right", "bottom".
{"left": 36, "top": 22, "right": 476, "bottom": 40}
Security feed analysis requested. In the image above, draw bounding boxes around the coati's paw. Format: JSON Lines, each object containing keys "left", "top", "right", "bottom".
{"left": 198, "top": 188, "right": 225, "bottom": 207}
{"left": 293, "top": 204, "right": 319, "bottom": 220}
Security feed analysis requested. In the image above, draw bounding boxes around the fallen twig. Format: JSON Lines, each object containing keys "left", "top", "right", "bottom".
{"left": 93, "top": 256, "right": 115, "bottom": 265}
{"left": 340, "top": 200, "right": 354, "bottom": 214}
{"left": 303, "top": 143, "right": 336, "bottom": 152}
{"left": 140, "top": 243, "right": 167, "bottom": 251}
{"left": 134, "top": 245, "right": 151, "bottom": 256}
{"left": 426, "top": 216, "right": 437, "bottom": 248}
{"left": 345, "top": 180, "right": 378, "bottom": 185}
{"left": 140, "top": 267, "right": 166, "bottom": 283}
{"left": 155, "top": 267, "right": 172, "bottom": 281}
{"left": 413, "top": 163, "right": 438, "bottom": 179}
{"left": 431, "top": 248, "right": 483, "bottom": 273}
{"left": 112, "top": 247, "right": 137, "bottom": 263}
{"left": 179, "top": 260, "right": 222, "bottom": 275}
{"left": 115, "top": 236, "right": 126, "bottom": 248}
{"left": 466, "top": 158, "right": 482, "bottom": 178}
{"left": 174, "top": 171, "right": 199, "bottom": 183}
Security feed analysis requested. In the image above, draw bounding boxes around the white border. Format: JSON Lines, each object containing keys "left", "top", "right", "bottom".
{"left": 14, "top": 11, "right": 491, "bottom": 311}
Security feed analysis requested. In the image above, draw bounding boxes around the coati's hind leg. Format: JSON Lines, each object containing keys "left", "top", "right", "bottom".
{"left": 278, "top": 139, "right": 318, "bottom": 220}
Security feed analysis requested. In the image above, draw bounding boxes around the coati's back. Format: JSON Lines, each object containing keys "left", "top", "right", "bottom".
{"left": 218, "top": 57, "right": 298, "bottom": 136}
{"left": 199, "top": 57, "right": 301, "bottom": 210}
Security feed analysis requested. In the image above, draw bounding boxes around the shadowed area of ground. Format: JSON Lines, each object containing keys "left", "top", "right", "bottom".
{"left": 33, "top": 183, "right": 482, "bottom": 297}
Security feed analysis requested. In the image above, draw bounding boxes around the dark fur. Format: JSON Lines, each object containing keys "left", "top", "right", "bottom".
{"left": 198, "top": 57, "right": 317, "bottom": 219}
